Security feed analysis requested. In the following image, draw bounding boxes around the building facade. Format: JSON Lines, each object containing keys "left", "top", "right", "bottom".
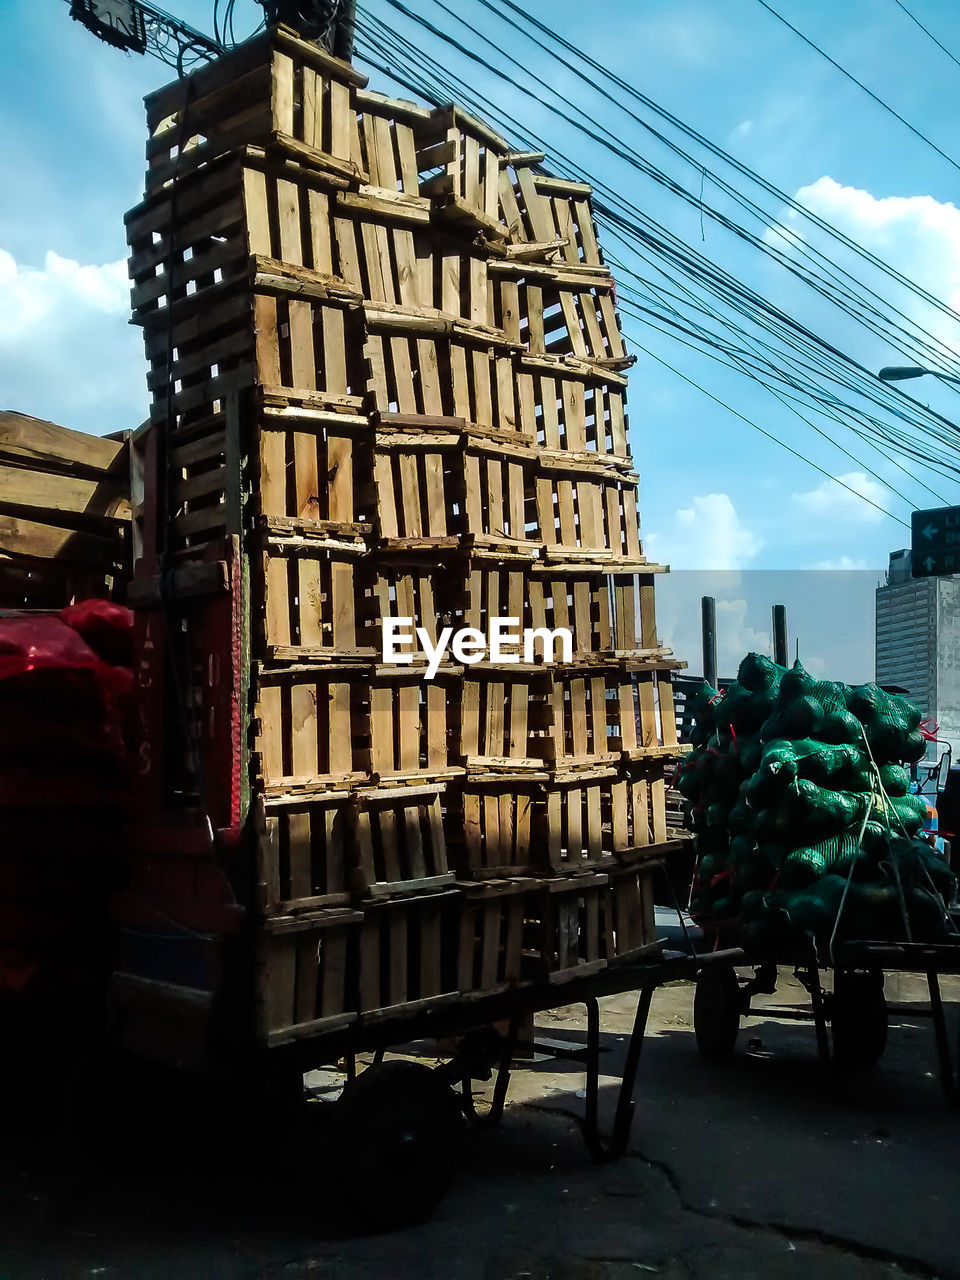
{"left": 875, "top": 549, "right": 960, "bottom": 759}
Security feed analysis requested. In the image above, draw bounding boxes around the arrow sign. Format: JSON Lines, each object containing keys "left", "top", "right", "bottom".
{"left": 912, "top": 505, "right": 960, "bottom": 577}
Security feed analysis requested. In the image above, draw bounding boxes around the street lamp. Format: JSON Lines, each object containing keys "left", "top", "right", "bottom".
{"left": 878, "top": 365, "right": 960, "bottom": 386}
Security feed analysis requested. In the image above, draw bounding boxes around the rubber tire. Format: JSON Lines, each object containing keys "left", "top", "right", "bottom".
{"left": 831, "top": 970, "right": 888, "bottom": 1068}
{"left": 331, "top": 1060, "right": 464, "bottom": 1231}
{"left": 694, "top": 964, "right": 742, "bottom": 1062}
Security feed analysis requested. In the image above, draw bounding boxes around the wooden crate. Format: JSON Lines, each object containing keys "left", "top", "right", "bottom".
{"left": 605, "top": 864, "right": 658, "bottom": 962}
{"left": 535, "top": 458, "right": 642, "bottom": 562}
{"left": 143, "top": 26, "right": 366, "bottom": 197}
{"left": 127, "top": 148, "right": 356, "bottom": 318}
{"left": 257, "top": 392, "right": 370, "bottom": 527}
{"left": 372, "top": 423, "right": 459, "bottom": 550}
{"left": 364, "top": 328, "right": 520, "bottom": 433}
{"left": 608, "top": 764, "right": 671, "bottom": 859}
{"left": 258, "top": 791, "right": 353, "bottom": 913}
{"left": 257, "top": 906, "right": 361, "bottom": 1045}
{"left": 254, "top": 538, "right": 371, "bottom": 661}
{"left": 352, "top": 88, "right": 432, "bottom": 197}
{"left": 521, "top": 872, "right": 612, "bottom": 982}
{"left": 537, "top": 771, "right": 617, "bottom": 873}
{"left": 351, "top": 783, "right": 453, "bottom": 898}
{"left": 371, "top": 418, "right": 535, "bottom": 553}
{"left": 416, "top": 104, "right": 508, "bottom": 235}
{"left": 458, "top": 671, "right": 552, "bottom": 768}
{"left": 254, "top": 666, "right": 370, "bottom": 794}
{"left": 361, "top": 563, "right": 456, "bottom": 662}
{"left": 0, "top": 412, "right": 129, "bottom": 606}
{"left": 513, "top": 363, "right": 630, "bottom": 457}
{"left": 508, "top": 271, "right": 627, "bottom": 366}
{"left": 450, "top": 773, "right": 541, "bottom": 880}
{"left": 500, "top": 168, "right": 603, "bottom": 268}
{"left": 357, "top": 890, "right": 459, "bottom": 1020}
{"left": 542, "top": 671, "right": 621, "bottom": 768}
{"left": 368, "top": 671, "right": 452, "bottom": 781}
{"left": 457, "top": 877, "right": 539, "bottom": 996}
{"left": 527, "top": 573, "right": 625, "bottom": 657}
{"left": 460, "top": 563, "right": 535, "bottom": 637}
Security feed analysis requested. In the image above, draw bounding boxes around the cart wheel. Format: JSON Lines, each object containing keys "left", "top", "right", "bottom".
{"left": 694, "top": 963, "right": 742, "bottom": 1062}
{"left": 332, "top": 1060, "right": 464, "bottom": 1231}
{"left": 831, "top": 970, "right": 888, "bottom": 1068}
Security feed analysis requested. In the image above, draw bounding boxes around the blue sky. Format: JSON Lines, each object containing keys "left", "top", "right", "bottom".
{"left": 4, "top": 0, "right": 960, "bottom": 680}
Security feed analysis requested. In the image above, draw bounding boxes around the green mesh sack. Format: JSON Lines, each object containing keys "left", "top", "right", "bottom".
{"left": 729, "top": 833, "right": 755, "bottom": 861}
{"left": 780, "top": 832, "right": 864, "bottom": 888}
{"left": 711, "top": 895, "right": 736, "bottom": 920}
{"left": 778, "top": 779, "right": 868, "bottom": 833}
{"left": 835, "top": 882, "right": 899, "bottom": 942}
{"left": 743, "top": 753, "right": 798, "bottom": 808}
{"left": 733, "top": 851, "right": 779, "bottom": 893}
{"left": 761, "top": 694, "right": 825, "bottom": 742}
{"left": 727, "top": 798, "right": 753, "bottom": 833}
{"left": 850, "top": 684, "right": 924, "bottom": 762}
{"left": 739, "top": 736, "right": 763, "bottom": 775}
{"left": 787, "top": 739, "right": 867, "bottom": 785}
{"left": 752, "top": 807, "right": 780, "bottom": 844}
{"left": 877, "top": 763, "right": 910, "bottom": 797}
{"left": 779, "top": 660, "right": 816, "bottom": 704}
{"left": 783, "top": 875, "right": 847, "bottom": 936}
{"left": 872, "top": 791, "right": 926, "bottom": 836}
{"left": 737, "top": 652, "right": 787, "bottom": 695}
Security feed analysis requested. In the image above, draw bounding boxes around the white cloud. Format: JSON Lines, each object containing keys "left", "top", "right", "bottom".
{"left": 776, "top": 177, "right": 960, "bottom": 336}
{"left": 810, "top": 556, "right": 869, "bottom": 570}
{"left": 730, "top": 120, "right": 753, "bottom": 140}
{"left": 715, "top": 597, "right": 770, "bottom": 676}
{"left": 645, "top": 493, "right": 762, "bottom": 571}
{"left": 0, "top": 246, "right": 145, "bottom": 436}
{"left": 792, "top": 471, "right": 886, "bottom": 523}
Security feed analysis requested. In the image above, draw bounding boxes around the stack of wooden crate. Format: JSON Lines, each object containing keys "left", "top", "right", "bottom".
{"left": 123, "top": 26, "right": 687, "bottom": 1050}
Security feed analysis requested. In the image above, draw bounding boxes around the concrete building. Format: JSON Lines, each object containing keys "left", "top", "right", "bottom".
{"left": 875, "top": 549, "right": 960, "bottom": 758}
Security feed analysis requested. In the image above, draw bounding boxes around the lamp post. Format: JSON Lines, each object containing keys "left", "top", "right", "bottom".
{"left": 878, "top": 365, "right": 960, "bottom": 387}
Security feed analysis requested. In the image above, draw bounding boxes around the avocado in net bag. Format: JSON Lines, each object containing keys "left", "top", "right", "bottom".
{"left": 780, "top": 832, "right": 864, "bottom": 889}
{"left": 777, "top": 779, "right": 868, "bottom": 836}
{"left": 737, "top": 652, "right": 787, "bottom": 694}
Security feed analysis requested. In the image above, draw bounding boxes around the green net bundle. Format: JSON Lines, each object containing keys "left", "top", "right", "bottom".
{"left": 678, "top": 654, "right": 956, "bottom": 951}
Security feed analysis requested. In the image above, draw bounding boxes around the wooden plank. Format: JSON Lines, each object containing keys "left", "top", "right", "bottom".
{"left": 272, "top": 52, "right": 295, "bottom": 138}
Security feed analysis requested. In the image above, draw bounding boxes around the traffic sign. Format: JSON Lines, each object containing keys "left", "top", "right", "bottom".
{"left": 911, "top": 505, "right": 960, "bottom": 578}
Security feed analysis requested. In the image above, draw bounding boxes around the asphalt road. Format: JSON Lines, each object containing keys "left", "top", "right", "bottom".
{"left": 1, "top": 971, "right": 958, "bottom": 1280}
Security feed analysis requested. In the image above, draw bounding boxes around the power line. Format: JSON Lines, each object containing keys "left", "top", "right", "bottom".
{"left": 354, "top": 5, "right": 959, "bottom": 518}
{"left": 891, "top": 0, "right": 960, "bottom": 73}
{"left": 354, "top": 7, "right": 960, "bottom": 466}
{"left": 755, "top": 0, "right": 960, "bottom": 177}
{"left": 629, "top": 336, "right": 910, "bottom": 528}
{"left": 485, "top": 0, "right": 960, "bottom": 350}
{"left": 371, "top": 0, "right": 960, "bottom": 404}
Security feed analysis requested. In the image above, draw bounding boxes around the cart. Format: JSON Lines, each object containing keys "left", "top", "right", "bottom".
{"left": 77, "top": 935, "right": 739, "bottom": 1230}
{"left": 692, "top": 929, "right": 960, "bottom": 1096}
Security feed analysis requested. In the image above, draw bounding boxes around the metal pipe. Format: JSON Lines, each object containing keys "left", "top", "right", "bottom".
{"left": 701, "top": 596, "right": 717, "bottom": 689}
{"left": 772, "top": 604, "right": 788, "bottom": 667}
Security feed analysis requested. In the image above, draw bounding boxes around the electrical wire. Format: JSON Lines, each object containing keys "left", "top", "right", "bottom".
{"left": 488, "top": 0, "right": 960, "bottom": 346}
{"left": 628, "top": 336, "right": 910, "bottom": 528}
{"left": 755, "top": 0, "right": 960, "bottom": 177}
{"left": 353, "top": 4, "right": 960, "bottom": 520}
{"left": 476, "top": 0, "right": 960, "bottom": 381}
{"left": 891, "top": 0, "right": 960, "bottom": 72}
{"left": 381, "top": 0, "right": 960, "bottom": 388}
